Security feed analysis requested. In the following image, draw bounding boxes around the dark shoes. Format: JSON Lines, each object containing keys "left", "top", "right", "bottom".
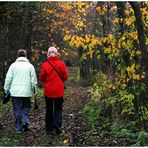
{"left": 16, "top": 130, "right": 22, "bottom": 134}
{"left": 23, "top": 124, "right": 31, "bottom": 132}
{"left": 54, "top": 126, "right": 62, "bottom": 134}
{"left": 46, "top": 127, "right": 62, "bottom": 135}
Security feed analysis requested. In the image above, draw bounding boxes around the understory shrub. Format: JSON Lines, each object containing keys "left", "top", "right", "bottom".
{"left": 82, "top": 71, "right": 148, "bottom": 146}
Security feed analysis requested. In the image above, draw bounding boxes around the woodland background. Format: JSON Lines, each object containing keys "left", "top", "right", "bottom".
{"left": 0, "top": 1, "right": 148, "bottom": 146}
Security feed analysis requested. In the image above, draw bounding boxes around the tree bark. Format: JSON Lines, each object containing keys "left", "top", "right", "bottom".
{"left": 116, "top": 2, "right": 126, "bottom": 34}
{"left": 129, "top": 2, "right": 148, "bottom": 74}
{"left": 129, "top": 2, "right": 148, "bottom": 130}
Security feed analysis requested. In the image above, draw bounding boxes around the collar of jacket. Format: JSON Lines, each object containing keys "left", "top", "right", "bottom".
{"left": 16, "top": 57, "right": 30, "bottom": 63}
{"left": 47, "top": 56, "right": 60, "bottom": 61}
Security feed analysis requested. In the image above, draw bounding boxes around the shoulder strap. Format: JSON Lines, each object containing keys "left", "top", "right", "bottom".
{"left": 46, "top": 60, "right": 64, "bottom": 81}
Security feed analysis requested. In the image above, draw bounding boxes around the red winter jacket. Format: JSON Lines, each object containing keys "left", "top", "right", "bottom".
{"left": 39, "top": 56, "right": 68, "bottom": 98}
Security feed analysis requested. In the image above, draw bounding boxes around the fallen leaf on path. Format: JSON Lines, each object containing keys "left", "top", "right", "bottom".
{"left": 63, "top": 139, "right": 69, "bottom": 144}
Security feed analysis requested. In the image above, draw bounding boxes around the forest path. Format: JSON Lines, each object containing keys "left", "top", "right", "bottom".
{"left": 25, "top": 80, "right": 91, "bottom": 146}
{"left": 0, "top": 76, "right": 92, "bottom": 146}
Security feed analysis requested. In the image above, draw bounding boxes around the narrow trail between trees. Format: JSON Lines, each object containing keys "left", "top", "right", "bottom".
{"left": 25, "top": 80, "right": 91, "bottom": 146}
{"left": 0, "top": 79, "right": 91, "bottom": 146}
{"left": 25, "top": 82, "right": 90, "bottom": 146}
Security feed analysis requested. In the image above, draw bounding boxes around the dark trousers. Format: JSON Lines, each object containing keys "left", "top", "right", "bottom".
{"left": 12, "top": 97, "right": 31, "bottom": 132}
{"left": 45, "top": 97, "right": 63, "bottom": 132}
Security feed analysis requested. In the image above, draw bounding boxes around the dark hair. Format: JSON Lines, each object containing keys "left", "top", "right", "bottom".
{"left": 17, "top": 49, "right": 27, "bottom": 57}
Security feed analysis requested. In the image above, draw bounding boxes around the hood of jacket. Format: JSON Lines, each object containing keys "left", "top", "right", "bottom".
{"left": 47, "top": 56, "right": 60, "bottom": 62}
{"left": 16, "top": 57, "right": 30, "bottom": 63}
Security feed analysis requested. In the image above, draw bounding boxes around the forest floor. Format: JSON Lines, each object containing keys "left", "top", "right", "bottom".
{"left": 0, "top": 80, "right": 92, "bottom": 146}
{"left": 0, "top": 67, "right": 147, "bottom": 146}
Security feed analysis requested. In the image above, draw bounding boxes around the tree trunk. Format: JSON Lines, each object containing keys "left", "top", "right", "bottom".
{"left": 116, "top": 2, "right": 126, "bottom": 34}
{"left": 129, "top": 2, "right": 148, "bottom": 130}
{"left": 26, "top": 23, "right": 32, "bottom": 61}
{"left": 129, "top": 2, "right": 148, "bottom": 74}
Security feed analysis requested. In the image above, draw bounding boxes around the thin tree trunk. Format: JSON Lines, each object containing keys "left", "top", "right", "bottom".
{"left": 116, "top": 2, "right": 126, "bottom": 34}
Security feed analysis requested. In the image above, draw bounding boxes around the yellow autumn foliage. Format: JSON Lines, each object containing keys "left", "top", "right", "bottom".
{"left": 141, "top": 75, "right": 145, "bottom": 79}
{"left": 77, "top": 21, "right": 84, "bottom": 28}
{"left": 87, "top": 50, "right": 94, "bottom": 58}
{"left": 60, "top": 3, "right": 71, "bottom": 12}
{"left": 129, "top": 31, "right": 138, "bottom": 40}
{"left": 113, "top": 18, "right": 119, "bottom": 24}
{"left": 141, "top": 7, "right": 148, "bottom": 22}
{"left": 127, "top": 64, "right": 135, "bottom": 73}
{"left": 108, "top": 84, "right": 113, "bottom": 89}
{"left": 136, "top": 50, "right": 141, "bottom": 56}
{"left": 63, "top": 139, "right": 69, "bottom": 144}
{"left": 96, "top": 5, "right": 106, "bottom": 15}
{"left": 104, "top": 47, "right": 111, "bottom": 54}
{"left": 108, "top": 84, "right": 116, "bottom": 90}
{"left": 113, "top": 49, "right": 120, "bottom": 57}
{"left": 91, "top": 38, "right": 97, "bottom": 48}
{"left": 125, "top": 16, "right": 135, "bottom": 26}
{"left": 64, "top": 34, "right": 71, "bottom": 41}
{"left": 96, "top": 6, "right": 101, "bottom": 13}
{"left": 45, "top": 9, "right": 55, "bottom": 14}
{"left": 110, "top": 5, "right": 117, "bottom": 11}
{"left": 132, "top": 74, "right": 140, "bottom": 80}
{"left": 97, "top": 39, "right": 102, "bottom": 45}
{"left": 85, "top": 34, "right": 90, "bottom": 43}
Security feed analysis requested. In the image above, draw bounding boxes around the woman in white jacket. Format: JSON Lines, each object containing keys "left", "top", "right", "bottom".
{"left": 4, "top": 49, "right": 37, "bottom": 133}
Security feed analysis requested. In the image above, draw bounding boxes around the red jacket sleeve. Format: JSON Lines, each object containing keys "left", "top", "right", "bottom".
{"left": 62, "top": 62, "right": 69, "bottom": 81}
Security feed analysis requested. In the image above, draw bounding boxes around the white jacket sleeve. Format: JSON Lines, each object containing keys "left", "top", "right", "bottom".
{"left": 30, "top": 65, "right": 38, "bottom": 93}
{"left": 4, "top": 64, "right": 13, "bottom": 93}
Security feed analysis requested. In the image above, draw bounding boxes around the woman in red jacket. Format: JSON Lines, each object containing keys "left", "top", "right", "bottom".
{"left": 40, "top": 47, "right": 68, "bottom": 134}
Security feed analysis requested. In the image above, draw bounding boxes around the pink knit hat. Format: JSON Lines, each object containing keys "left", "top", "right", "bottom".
{"left": 47, "top": 47, "right": 58, "bottom": 57}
